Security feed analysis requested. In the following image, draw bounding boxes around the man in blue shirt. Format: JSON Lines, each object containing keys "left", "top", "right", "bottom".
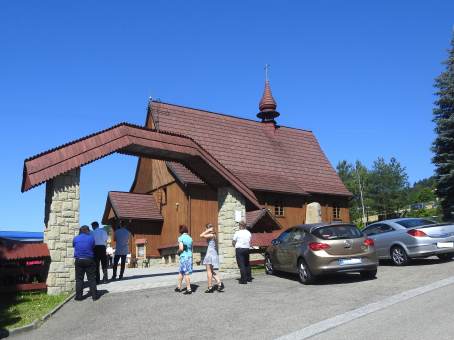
{"left": 112, "top": 220, "right": 131, "bottom": 280}
{"left": 73, "top": 225, "right": 97, "bottom": 301}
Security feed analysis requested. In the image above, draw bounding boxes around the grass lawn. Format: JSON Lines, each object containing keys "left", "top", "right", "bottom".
{"left": 251, "top": 264, "right": 265, "bottom": 275}
{"left": 0, "top": 291, "right": 70, "bottom": 330}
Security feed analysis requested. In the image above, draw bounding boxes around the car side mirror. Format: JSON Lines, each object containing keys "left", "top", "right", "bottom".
{"left": 271, "top": 239, "right": 280, "bottom": 246}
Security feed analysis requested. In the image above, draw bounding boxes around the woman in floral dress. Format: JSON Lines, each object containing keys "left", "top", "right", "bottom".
{"left": 200, "top": 223, "right": 224, "bottom": 293}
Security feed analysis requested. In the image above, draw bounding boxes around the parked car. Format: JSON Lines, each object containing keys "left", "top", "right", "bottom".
{"left": 363, "top": 218, "right": 454, "bottom": 265}
{"left": 264, "top": 223, "right": 378, "bottom": 284}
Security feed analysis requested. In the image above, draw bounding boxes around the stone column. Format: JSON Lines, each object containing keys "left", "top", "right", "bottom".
{"left": 44, "top": 168, "right": 80, "bottom": 295}
{"left": 217, "top": 187, "right": 245, "bottom": 275}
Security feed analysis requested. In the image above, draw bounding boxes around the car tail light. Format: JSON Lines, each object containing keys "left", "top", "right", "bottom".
{"left": 309, "top": 242, "right": 330, "bottom": 251}
{"left": 407, "top": 229, "right": 427, "bottom": 237}
{"left": 363, "top": 238, "right": 374, "bottom": 246}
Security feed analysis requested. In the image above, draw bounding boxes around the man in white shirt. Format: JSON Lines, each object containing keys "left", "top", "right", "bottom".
{"left": 106, "top": 244, "right": 114, "bottom": 268}
{"left": 112, "top": 220, "right": 131, "bottom": 280}
{"left": 91, "top": 221, "right": 109, "bottom": 284}
{"left": 232, "top": 221, "right": 252, "bottom": 284}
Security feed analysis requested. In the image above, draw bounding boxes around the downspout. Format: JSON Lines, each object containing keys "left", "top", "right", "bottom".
{"left": 188, "top": 191, "right": 192, "bottom": 235}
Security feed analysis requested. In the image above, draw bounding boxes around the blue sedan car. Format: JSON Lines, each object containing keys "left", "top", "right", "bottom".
{"left": 363, "top": 218, "right": 454, "bottom": 265}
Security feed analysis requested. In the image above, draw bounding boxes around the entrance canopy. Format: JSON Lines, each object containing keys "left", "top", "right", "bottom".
{"left": 21, "top": 123, "right": 260, "bottom": 208}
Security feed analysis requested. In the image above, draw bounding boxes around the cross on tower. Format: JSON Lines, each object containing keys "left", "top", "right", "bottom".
{"left": 265, "top": 64, "right": 270, "bottom": 82}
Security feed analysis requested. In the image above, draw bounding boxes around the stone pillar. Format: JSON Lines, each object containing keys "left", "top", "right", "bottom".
{"left": 44, "top": 168, "right": 80, "bottom": 295}
{"left": 306, "top": 202, "right": 322, "bottom": 224}
{"left": 217, "top": 187, "right": 245, "bottom": 275}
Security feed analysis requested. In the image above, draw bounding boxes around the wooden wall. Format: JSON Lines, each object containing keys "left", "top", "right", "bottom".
{"left": 255, "top": 192, "right": 351, "bottom": 229}
{"left": 127, "top": 221, "right": 163, "bottom": 258}
{"left": 153, "top": 182, "right": 189, "bottom": 246}
{"left": 188, "top": 186, "right": 218, "bottom": 244}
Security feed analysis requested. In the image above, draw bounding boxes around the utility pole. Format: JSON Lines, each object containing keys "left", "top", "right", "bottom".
{"left": 355, "top": 163, "right": 367, "bottom": 226}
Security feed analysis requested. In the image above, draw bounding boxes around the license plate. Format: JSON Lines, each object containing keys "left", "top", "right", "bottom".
{"left": 338, "top": 258, "right": 362, "bottom": 265}
{"left": 437, "top": 242, "right": 454, "bottom": 248}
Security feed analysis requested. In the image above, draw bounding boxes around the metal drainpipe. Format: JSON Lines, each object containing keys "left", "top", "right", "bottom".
{"left": 188, "top": 191, "right": 192, "bottom": 235}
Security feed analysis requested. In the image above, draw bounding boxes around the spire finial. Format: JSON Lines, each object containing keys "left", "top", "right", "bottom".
{"left": 265, "top": 64, "right": 270, "bottom": 82}
{"left": 257, "top": 65, "right": 280, "bottom": 123}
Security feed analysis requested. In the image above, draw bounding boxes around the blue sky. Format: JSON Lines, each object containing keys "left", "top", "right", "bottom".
{"left": 1, "top": 1, "right": 453, "bottom": 231}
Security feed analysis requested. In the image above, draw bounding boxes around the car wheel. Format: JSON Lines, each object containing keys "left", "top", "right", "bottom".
{"left": 265, "top": 254, "right": 274, "bottom": 275}
{"left": 297, "top": 258, "right": 315, "bottom": 285}
{"left": 360, "top": 269, "right": 377, "bottom": 280}
{"left": 391, "top": 246, "right": 410, "bottom": 266}
{"left": 437, "top": 253, "right": 454, "bottom": 261}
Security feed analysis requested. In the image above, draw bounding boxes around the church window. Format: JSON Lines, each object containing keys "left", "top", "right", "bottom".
{"left": 275, "top": 201, "right": 284, "bottom": 217}
{"left": 332, "top": 206, "right": 341, "bottom": 220}
{"left": 136, "top": 244, "right": 146, "bottom": 258}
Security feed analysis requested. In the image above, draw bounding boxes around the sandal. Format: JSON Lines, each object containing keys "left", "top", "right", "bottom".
{"left": 217, "top": 282, "right": 225, "bottom": 292}
{"left": 183, "top": 289, "right": 192, "bottom": 295}
{"left": 205, "top": 286, "right": 215, "bottom": 293}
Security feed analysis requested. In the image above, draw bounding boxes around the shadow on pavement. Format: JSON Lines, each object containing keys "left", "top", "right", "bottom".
{"left": 271, "top": 271, "right": 375, "bottom": 285}
{"left": 379, "top": 258, "right": 446, "bottom": 267}
{"left": 103, "top": 269, "right": 206, "bottom": 283}
{"left": 75, "top": 289, "right": 109, "bottom": 301}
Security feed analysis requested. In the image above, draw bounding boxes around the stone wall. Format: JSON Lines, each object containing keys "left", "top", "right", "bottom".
{"left": 217, "top": 187, "right": 245, "bottom": 275}
{"left": 44, "top": 168, "right": 80, "bottom": 295}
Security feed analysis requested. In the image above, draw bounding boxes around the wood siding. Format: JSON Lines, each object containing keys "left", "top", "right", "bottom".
{"left": 128, "top": 221, "right": 162, "bottom": 258}
{"left": 153, "top": 182, "right": 189, "bottom": 246}
{"left": 256, "top": 192, "right": 351, "bottom": 229}
{"left": 189, "top": 186, "right": 218, "bottom": 244}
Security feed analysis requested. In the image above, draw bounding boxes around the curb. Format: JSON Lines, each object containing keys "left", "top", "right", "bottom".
{"left": 6, "top": 292, "right": 75, "bottom": 338}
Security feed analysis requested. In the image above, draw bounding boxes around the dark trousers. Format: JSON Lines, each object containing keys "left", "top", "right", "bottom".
{"left": 107, "top": 255, "right": 113, "bottom": 268}
{"left": 235, "top": 248, "right": 252, "bottom": 283}
{"left": 112, "top": 255, "right": 127, "bottom": 279}
{"left": 75, "top": 258, "right": 97, "bottom": 299}
{"left": 94, "top": 245, "right": 108, "bottom": 283}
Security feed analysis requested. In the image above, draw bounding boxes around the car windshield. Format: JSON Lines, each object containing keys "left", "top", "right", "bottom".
{"left": 312, "top": 225, "right": 363, "bottom": 240}
{"left": 395, "top": 219, "right": 436, "bottom": 228}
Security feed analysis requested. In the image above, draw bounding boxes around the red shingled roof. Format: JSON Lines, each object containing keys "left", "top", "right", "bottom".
{"left": 0, "top": 238, "right": 50, "bottom": 260}
{"left": 149, "top": 102, "right": 351, "bottom": 197}
{"left": 21, "top": 123, "right": 260, "bottom": 209}
{"left": 246, "top": 209, "right": 282, "bottom": 230}
{"left": 251, "top": 231, "right": 282, "bottom": 247}
{"left": 166, "top": 161, "right": 204, "bottom": 185}
{"left": 108, "top": 191, "right": 163, "bottom": 221}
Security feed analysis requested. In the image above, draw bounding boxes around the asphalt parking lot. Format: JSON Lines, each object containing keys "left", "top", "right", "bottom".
{"left": 11, "top": 258, "right": 454, "bottom": 340}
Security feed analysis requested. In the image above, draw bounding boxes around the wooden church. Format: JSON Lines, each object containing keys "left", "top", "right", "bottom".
{"left": 102, "top": 79, "right": 351, "bottom": 263}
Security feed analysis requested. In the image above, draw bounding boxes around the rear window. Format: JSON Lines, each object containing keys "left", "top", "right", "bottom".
{"left": 312, "top": 225, "right": 363, "bottom": 240}
{"left": 395, "top": 219, "right": 436, "bottom": 228}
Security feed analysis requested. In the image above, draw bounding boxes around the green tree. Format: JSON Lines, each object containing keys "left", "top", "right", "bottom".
{"left": 407, "top": 176, "right": 436, "bottom": 205}
{"left": 432, "top": 33, "right": 454, "bottom": 220}
{"left": 368, "top": 157, "right": 409, "bottom": 218}
{"left": 336, "top": 160, "right": 369, "bottom": 226}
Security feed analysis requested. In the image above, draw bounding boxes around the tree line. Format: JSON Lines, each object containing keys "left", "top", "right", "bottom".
{"left": 336, "top": 158, "right": 437, "bottom": 226}
{"left": 337, "top": 30, "right": 454, "bottom": 225}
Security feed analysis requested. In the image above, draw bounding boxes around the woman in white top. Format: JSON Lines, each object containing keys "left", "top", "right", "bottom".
{"left": 200, "top": 223, "right": 224, "bottom": 293}
{"left": 232, "top": 221, "right": 252, "bottom": 284}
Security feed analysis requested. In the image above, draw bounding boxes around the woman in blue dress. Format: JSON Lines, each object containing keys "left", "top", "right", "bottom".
{"left": 175, "top": 225, "right": 193, "bottom": 295}
{"left": 200, "top": 223, "right": 224, "bottom": 293}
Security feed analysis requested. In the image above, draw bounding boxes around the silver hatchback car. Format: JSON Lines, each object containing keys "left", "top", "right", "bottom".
{"left": 363, "top": 218, "right": 454, "bottom": 265}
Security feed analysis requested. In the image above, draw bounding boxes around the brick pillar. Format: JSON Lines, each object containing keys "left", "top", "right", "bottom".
{"left": 44, "top": 168, "right": 80, "bottom": 295}
{"left": 217, "top": 187, "right": 245, "bottom": 275}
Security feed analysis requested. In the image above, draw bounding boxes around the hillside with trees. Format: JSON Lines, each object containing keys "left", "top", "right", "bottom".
{"left": 337, "top": 158, "right": 438, "bottom": 226}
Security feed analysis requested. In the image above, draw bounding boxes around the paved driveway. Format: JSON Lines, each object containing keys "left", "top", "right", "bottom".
{"left": 12, "top": 258, "right": 454, "bottom": 340}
